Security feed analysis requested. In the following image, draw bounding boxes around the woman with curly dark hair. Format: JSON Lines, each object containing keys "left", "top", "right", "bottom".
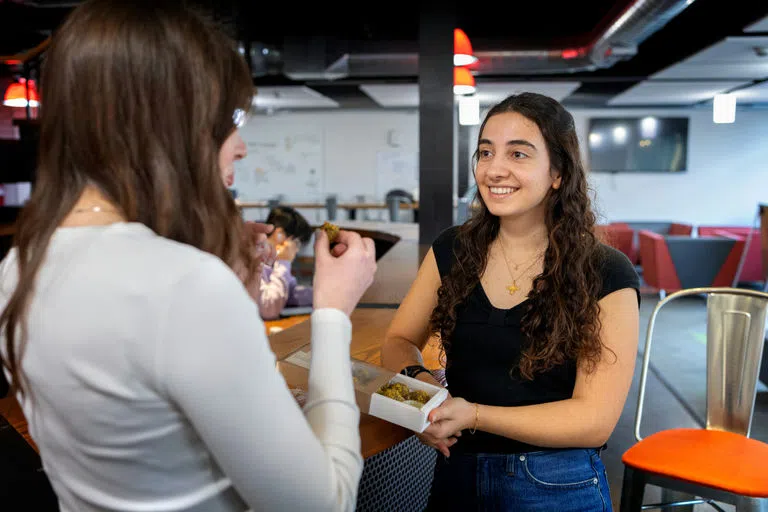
{"left": 381, "top": 92, "right": 640, "bottom": 511}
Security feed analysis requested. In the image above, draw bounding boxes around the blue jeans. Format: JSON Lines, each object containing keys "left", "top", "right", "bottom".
{"left": 426, "top": 448, "right": 612, "bottom": 511}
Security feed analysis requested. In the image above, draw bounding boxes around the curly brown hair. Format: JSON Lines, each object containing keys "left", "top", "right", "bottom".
{"left": 428, "top": 92, "right": 606, "bottom": 380}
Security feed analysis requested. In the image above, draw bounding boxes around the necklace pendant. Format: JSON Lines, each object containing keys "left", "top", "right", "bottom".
{"left": 506, "top": 283, "right": 519, "bottom": 294}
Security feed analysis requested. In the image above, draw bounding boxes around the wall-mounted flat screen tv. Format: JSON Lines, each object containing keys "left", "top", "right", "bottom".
{"left": 587, "top": 117, "right": 688, "bottom": 173}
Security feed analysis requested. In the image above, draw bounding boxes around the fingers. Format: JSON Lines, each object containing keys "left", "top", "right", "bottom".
{"left": 333, "top": 229, "right": 363, "bottom": 247}
{"left": 331, "top": 243, "right": 348, "bottom": 257}
{"left": 436, "top": 437, "right": 458, "bottom": 457}
{"left": 247, "top": 222, "right": 274, "bottom": 235}
{"left": 314, "top": 228, "right": 329, "bottom": 256}
{"left": 362, "top": 237, "right": 375, "bottom": 257}
{"left": 417, "top": 430, "right": 461, "bottom": 459}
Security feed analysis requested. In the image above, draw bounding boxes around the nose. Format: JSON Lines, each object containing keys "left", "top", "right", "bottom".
{"left": 233, "top": 130, "right": 247, "bottom": 161}
{"left": 485, "top": 155, "right": 510, "bottom": 182}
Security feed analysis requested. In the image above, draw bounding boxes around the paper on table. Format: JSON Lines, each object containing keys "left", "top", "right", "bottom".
{"left": 280, "top": 347, "right": 448, "bottom": 432}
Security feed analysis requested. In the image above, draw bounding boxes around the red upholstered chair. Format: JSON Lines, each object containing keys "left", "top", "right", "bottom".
{"left": 637, "top": 231, "right": 680, "bottom": 292}
{"left": 638, "top": 231, "right": 746, "bottom": 295}
{"left": 612, "top": 222, "right": 693, "bottom": 265}
{"left": 596, "top": 224, "right": 634, "bottom": 262}
{"left": 698, "top": 227, "right": 763, "bottom": 285}
{"left": 608, "top": 223, "right": 638, "bottom": 263}
{"left": 668, "top": 222, "right": 693, "bottom": 236}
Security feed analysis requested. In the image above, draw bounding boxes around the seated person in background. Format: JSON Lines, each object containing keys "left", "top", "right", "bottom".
{"left": 256, "top": 206, "right": 314, "bottom": 319}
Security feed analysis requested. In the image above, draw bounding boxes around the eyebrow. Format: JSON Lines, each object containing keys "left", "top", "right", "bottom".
{"left": 478, "top": 138, "right": 537, "bottom": 151}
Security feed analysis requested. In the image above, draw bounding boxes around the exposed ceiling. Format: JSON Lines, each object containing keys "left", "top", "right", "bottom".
{"left": 2, "top": 0, "right": 768, "bottom": 111}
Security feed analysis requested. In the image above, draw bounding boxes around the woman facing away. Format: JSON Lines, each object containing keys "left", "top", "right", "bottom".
{"left": 0, "top": 1, "right": 377, "bottom": 511}
{"left": 381, "top": 92, "right": 640, "bottom": 511}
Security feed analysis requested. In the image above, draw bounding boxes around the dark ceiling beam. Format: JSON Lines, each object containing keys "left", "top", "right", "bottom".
{"left": 0, "top": 2, "right": 73, "bottom": 32}
{"left": 305, "top": 84, "right": 380, "bottom": 109}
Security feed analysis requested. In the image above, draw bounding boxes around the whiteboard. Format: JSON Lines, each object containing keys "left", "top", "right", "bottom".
{"left": 375, "top": 150, "right": 418, "bottom": 200}
{"left": 234, "top": 124, "right": 324, "bottom": 203}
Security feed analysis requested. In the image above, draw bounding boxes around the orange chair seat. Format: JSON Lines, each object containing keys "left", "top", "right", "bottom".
{"left": 622, "top": 428, "right": 768, "bottom": 498}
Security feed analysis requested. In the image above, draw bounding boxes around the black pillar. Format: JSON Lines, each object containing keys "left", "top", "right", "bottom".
{"left": 457, "top": 123, "right": 471, "bottom": 199}
{"left": 418, "top": 4, "right": 455, "bottom": 245}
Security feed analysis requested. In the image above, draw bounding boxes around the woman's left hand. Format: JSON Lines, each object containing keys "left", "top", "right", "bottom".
{"left": 424, "top": 397, "right": 476, "bottom": 441}
{"left": 244, "top": 222, "right": 276, "bottom": 268}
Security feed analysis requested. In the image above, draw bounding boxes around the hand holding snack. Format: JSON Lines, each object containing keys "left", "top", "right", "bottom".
{"left": 320, "top": 221, "right": 340, "bottom": 244}
{"left": 313, "top": 224, "right": 376, "bottom": 316}
{"left": 320, "top": 221, "right": 348, "bottom": 257}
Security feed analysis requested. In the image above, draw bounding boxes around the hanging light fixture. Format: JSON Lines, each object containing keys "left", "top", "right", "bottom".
{"left": 458, "top": 95, "right": 480, "bottom": 126}
{"left": 454, "top": 28, "right": 478, "bottom": 66}
{"left": 454, "top": 67, "right": 476, "bottom": 95}
{"left": 3, "top": 78, "right": 40, "bottom": 108}
{"left": 713, "top": 93, "right": 736, "bottom": 124}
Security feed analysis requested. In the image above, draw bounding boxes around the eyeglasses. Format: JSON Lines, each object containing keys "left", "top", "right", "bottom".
{"left": 233, "top": 108, "right": 247, "bottom": 129}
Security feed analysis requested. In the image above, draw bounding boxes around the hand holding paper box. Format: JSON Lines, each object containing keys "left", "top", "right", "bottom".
{"left": 281, "top": 348, "right": 448, "bottom": 433}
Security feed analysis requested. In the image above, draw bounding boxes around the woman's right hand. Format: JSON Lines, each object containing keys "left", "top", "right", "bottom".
{"left": 416, "top": 429, "right": 460, "bottom": 458}
{"left": 312, "top": 229, "right": 376, "bottom": 316}
{"left": 416, "top": 380, "right": 460, "bottom": 457}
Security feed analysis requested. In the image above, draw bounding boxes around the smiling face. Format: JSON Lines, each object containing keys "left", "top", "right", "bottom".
{"left": 475, "top": 111, "right": 561, "bottom": 221}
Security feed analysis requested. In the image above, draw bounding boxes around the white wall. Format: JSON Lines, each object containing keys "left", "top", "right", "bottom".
{"left": 573, "top": 107, "right": 768, "bottom": 226}
{"left": 235, "top": 110, "right": 419, "bottom": 223}
{"left": 239, "top": 106, "right": 768, "bottom": 226}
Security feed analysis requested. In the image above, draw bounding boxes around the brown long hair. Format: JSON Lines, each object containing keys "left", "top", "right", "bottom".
{"left": 0, "top": 0, "right": 256, "bottom": 396}
{"left": 429, "top": 92, "right": 605, "bottom": 380}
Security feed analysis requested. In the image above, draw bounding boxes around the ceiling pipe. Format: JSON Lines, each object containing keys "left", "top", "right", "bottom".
{"left": 268, "top": 0, "right": 696, "bottom": 80}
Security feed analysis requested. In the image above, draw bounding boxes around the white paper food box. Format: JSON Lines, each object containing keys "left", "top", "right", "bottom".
{"left": 280, "top": 348, "right": 448, "bottom": 433}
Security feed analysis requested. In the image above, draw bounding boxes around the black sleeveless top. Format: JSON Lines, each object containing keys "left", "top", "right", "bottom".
{"left": 432, "top": 226, "right": 640, "bottom": 455}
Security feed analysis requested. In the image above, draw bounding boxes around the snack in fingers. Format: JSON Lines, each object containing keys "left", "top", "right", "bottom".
{"left": 320, "top": 221, "right": 340, "bottom": 244}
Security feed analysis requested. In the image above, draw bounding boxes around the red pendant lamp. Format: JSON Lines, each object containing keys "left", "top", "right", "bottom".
{"left": 3, "top": 78, "right": 40, "bottom": 108}
{"left": 454, "top": 28, "right": 478, "bottom": 66}
{"left": 454, "top": 67, "right": 476, "bottom": 95}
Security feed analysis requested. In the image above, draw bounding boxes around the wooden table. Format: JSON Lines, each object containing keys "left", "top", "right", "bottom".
{"left": 268, "top": 308, "right": 442, "bottom": 459}
{"left": 269, "top": 308, "right": 409, "bottom": 458}
{"left": 292, "top": 221, "right": 427, "bottom": 306}
{"left": 327, "top": 221, "right": 427, "bottom": 306}
{"left": 362, "top": 240, "right": 428, "bottom": 306}
{"left": 263, "top": 315, "right": 310, "bottom": 335}
{"left": 0, "top": 223, "right": 15, "bottom": 237}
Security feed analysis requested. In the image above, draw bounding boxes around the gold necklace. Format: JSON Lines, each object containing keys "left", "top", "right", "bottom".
{"left": 72, "top": 205, "right": 119, "bottom": 214}
{"left": 497, "top": 236, "right": 544, "bottom": 295}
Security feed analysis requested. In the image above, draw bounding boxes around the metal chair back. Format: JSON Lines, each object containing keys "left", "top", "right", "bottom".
{"left": 634, "top": 287, "right": 768, "bottom": 441}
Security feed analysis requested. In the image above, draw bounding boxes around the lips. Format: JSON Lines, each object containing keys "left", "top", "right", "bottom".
{"left": 225, "top": 174, "right": 235, "bottom": 187}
